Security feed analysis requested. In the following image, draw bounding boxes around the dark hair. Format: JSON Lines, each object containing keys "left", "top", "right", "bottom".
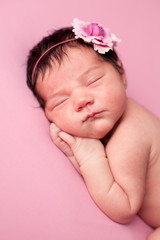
{"left": 26, "top": 27, "right": 124, "bottom": 109}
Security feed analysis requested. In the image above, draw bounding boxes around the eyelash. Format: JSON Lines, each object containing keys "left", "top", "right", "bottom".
{"left": 54, "top": 98, "right": 68, "bottom": 108}
{"left": 87, "top": 76, "right": 101, "bottom": 86}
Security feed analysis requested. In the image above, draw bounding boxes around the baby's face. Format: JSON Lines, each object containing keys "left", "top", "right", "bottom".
{"left": 36, "top": 47, "right": 127, "bottom": 139}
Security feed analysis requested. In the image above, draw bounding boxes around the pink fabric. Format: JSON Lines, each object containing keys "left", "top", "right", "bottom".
{"left": 1, "top": 0, "right": 159, "bottom": 239}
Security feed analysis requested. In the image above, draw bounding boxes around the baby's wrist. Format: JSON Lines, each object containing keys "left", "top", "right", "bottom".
{"left": 79, "top": 155, "right": 107, "bottom": 169}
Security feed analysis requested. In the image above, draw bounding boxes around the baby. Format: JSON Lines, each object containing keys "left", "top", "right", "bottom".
{"left": 27, "top": 19, "right": 160, "bottom": 240}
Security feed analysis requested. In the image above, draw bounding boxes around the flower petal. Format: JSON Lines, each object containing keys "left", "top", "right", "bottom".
{"left": 72, "top": 18, "right": 121, "bottom": 54}
{"left": 93, "top": 44, "right": 111, "bottom": 54}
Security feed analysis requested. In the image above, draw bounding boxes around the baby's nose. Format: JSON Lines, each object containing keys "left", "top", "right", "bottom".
{"left": 73, "top": 89, "right": 94, "bottom": 111}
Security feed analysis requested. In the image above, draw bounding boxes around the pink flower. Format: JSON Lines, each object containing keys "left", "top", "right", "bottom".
{"left": 72, "top": 18, "right": 121, "bottom": 54}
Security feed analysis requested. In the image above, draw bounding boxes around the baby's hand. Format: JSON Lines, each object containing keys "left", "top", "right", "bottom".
{"left": 50, "top": 123, "right": 106, "bottom": 169}
{"left": 50, "top": 123, "right": 81, "bottom": 173}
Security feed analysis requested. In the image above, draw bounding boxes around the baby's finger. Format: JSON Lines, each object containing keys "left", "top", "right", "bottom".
{"left": 58, "top": 131, "right": 76, "bottom": 147}
{"left": 50, "top": 123, "right": 61, "bottom": 144}
{"left": 50, "top": 122, "right": 60, "bottom": 133}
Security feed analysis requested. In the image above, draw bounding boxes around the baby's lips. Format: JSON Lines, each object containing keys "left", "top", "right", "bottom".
{"left": 83, "top": 111, "right": 103, "bottom": 122}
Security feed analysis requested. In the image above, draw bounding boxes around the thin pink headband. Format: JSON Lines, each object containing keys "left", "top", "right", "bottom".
{"left": 31, "top": 38, "right": 76, "bottom": 84}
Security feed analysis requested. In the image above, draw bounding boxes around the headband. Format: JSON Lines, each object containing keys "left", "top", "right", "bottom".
{"left": 31, "top": 18, "right": 121, "bottom": 84}
{"left": 31, "top": 38, "right": 76, "bottom": 84}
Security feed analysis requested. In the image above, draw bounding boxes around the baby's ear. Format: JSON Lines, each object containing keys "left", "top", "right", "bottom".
{"left": 117, "top": 60, "right": 127, "bottom": 89}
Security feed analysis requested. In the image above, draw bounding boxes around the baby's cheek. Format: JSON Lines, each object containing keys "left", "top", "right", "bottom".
{"left": 44, "top": 109, "right": 52, "bottom": 122}
{"left": 51, "top": 112, "right": 71, "bottom": 132}
{"left": 45, "top": 108, "right": 58, "bottom": 123}
{"left": 58, "top": 117, "right": 80, "bottom": 136}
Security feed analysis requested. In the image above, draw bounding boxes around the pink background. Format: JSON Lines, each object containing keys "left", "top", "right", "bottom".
{"left": 0, "top": 0, "right": 159, "bottom": 239}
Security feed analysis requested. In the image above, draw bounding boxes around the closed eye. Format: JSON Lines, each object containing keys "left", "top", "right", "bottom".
{"left": 87, "top": 76, "right": 102, "bottom": 86}
{"left": 53, "top": 97, "right": 68, "bottom": 109}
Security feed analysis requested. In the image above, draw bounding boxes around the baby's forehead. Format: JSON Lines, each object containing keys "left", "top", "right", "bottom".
{"left": 52, "top": 47, "right": 104, "bottom": 73}
{"left": 38, "top": 47, "right": 104, "bottom": 84}
{"left": 49, "top": 45, "right": 105, "bottom": 73}
{"left": 37, "top": 44, "right": 116, "bottom": 91}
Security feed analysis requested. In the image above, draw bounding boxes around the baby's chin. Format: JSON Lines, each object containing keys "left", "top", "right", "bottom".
{"left": 72, "top": 130, "right": 109, "bottom": 139}
{"left": 64, "top": 120, "right": 116, "bottom": 139}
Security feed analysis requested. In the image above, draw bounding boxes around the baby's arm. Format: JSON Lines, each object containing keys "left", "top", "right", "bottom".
{"left": 50, "top": 122, "right": 149, "bottom": 224}
{"left": 80, "top": 130, "right": 149, "bottom": 224}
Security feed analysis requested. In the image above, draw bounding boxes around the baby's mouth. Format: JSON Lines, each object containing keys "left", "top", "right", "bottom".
{"left": 83, "top": 111, "right": 103, "bottom": 122}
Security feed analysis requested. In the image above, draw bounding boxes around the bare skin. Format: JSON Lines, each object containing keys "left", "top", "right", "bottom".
{"left": 36, "top": 46, "right": 160, "bottom": 239}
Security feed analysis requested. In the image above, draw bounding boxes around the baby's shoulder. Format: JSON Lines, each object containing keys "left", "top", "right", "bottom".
{"left": 121, "top": 98, "right": 160, "bottom": 132}
{"left": 106, "top": 98, "right": 159, "bottom": 152}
